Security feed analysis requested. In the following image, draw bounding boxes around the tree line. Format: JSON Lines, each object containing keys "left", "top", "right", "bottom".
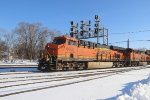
{"left": 0, "top": 22, "right": 61, "bottom": 60}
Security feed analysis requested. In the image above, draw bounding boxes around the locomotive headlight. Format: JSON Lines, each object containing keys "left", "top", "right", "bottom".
{"left": 46, "top": 58, "right": 49, "bottom": 61}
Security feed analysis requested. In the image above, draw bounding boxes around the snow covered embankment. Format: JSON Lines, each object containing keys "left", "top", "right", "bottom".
{"left": 117, "top": 74, "right": 150, "bottom": 100}
{"left": 0, "top": 60, "right": 37, "bottom": 65}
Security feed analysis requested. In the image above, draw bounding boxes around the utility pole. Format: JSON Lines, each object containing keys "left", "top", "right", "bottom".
{"left": 127, "top": 39, "right": 129, "bottom": 48}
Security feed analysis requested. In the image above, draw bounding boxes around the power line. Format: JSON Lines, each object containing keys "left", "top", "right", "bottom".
{"left": 109, "top": 39, "right": 150, "bottom": 45}
{"left": 109, "top": 41, "right": 127, "bottom": 44}
{"left": 112, "top": 29, "right": 150, "bottom": 34}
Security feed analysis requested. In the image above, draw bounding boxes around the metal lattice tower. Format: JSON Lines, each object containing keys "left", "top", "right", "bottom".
{"left": 70, "top": 15, "right": 108, "bottom": 45}
{"left": 70, "top": 21, "right": 79, "bottom": 38}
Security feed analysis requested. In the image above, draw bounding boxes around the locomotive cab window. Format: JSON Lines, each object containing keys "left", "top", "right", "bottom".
{"left": 68, "top": 40, "right": 77, "bottom": 46}
{"left": 53, "top": 38, "right": 66, "bottom": 45}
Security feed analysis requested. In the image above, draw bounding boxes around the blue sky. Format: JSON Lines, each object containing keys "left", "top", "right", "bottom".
{"left": 0, "top": 0, "right": 150, "bottom": 49}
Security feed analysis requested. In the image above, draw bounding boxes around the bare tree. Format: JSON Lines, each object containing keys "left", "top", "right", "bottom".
{"left": 0, "top": 39, "right": 7, "bottom": 60}
{"left": 0, "top": 29, "right": 16, "bottom": 61}
{"left": 3, "top": 32, "right": 16, "bottom": 61}
{"left": 0, "top": 28, "right": 6, "bottom": 36}
{"left": 14, "top": 22, "right": 60, "bottom": 60}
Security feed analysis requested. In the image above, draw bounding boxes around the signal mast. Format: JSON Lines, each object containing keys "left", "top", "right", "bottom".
{"left": 70, "top": 15, "right": 108, "bottom": 45}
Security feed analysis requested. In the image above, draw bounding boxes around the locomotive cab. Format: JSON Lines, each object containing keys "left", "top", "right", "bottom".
{"left": 38, "top": 36, "right": 67, "bottom": 71}
{"left": 38, "top": 36, "right": 79, "bottom": 71}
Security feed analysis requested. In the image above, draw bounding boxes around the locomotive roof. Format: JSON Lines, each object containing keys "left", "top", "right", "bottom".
{"left": 54, "top": 36, "right": 148, "bottom": 53}
{"left": 110, "top": 45, "right": 126, "bottom": 51}
{"left": 126, "top": 48, "right": 146, "bottom": 53}
{"left": 146, "top": 50, "right": 150, "bottom": 55}
{"left": 79, "top": 39, "right": 110, "bottom": 48}
{"left": 54, "top": 36, "right": 78, "bottom": 42}
{"left": 97, "top": 44, "right": 110, "bottom": 49}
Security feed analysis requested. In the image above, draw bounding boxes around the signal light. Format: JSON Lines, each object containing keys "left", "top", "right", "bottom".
{"left": 70, "top": 33, "right": 73, "bottom": 37}
{"left": 89, "top": 28, "right": 91, "bottom": 31}
{"left": 71, "top": 21, "right": 73, "bottom": 25}
{"left": 95, "top": 15, "right": 99, "bottom": 20}
{"left": 95, "top": 24, "right": 99, "bottom": 27}
{"left": 81, "top": 20, "right": 85, "bottom": 25}
{"left": 76, "top": 30, "right": 79, "bottom": 33}
{"left": 70, "top": 28, "right": 74, "bottom": 32}
{"left": 88, "top": 21, "right": 91, "bottom": 25}
{"left": 80, "top": 31, "right": 84, "bottom": 36}
{"left": 95, "top": 28, "right": 99, "bottom": 33}
{"left": 89, "top": 33, "right": 91, "bottom": 37}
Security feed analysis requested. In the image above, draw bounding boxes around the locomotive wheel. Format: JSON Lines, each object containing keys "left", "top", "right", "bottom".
{"left": 66, "top": 67, "right": 69, "bottom": 70}
{"left": 83, "top": 63, "right": 88, "bottom": 70}
{"left": 40, "top": 64, "right": 50, "bottom": 71}
{"left": 73, "top": 67, "right": 78, "bottom": 70}
{"left": 72, "top": 63, "right": 79, "bottom": 70}
{"left": 57, "top": 63, "right": 63, "bottom": 70}
{"left": 62, "top": 67, "right": 65, "bottom": 71}
{"left": 62, "top": 67, "right": 69, "bottom": 71}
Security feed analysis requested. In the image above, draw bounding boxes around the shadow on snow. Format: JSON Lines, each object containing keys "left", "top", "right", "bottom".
{"left": 104, "top": 77, "right": 148, "bottom": 100}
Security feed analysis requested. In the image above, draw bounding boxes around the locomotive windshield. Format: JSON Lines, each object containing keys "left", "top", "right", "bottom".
{"left": 53, "top": 38, "right": 66, "bottom": 45}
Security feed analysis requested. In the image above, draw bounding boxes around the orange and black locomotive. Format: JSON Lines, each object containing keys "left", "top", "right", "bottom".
{"left": 38, "top": 35, "right": 150, "bottom": 71}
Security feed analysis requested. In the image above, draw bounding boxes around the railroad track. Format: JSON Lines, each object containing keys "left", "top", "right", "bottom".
{"left": 0, "top": 66, "right": 142, "bottom": 83}
{"left": 0, "top": 66, "right": 150, "bottom": 98}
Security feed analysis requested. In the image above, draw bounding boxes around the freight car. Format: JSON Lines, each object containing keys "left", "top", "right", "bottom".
{"left": 38, "top": 36, "right": 150, "bottom": 71}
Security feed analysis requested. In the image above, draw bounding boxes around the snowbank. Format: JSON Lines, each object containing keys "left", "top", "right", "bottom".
{"left": 117, "top": 74, "right": 150, "bottom": 100}
{"left": 0, "top": 59, "right": 38, "bottom": 65}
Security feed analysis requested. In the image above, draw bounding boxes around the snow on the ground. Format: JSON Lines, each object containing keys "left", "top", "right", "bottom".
{"left": 0, "top": 59, "right": 38, "bottom": 72}
{"left": 0, "top": 59, "right": 37, "bottom": 65}
{"left": 117, "top": 74, "right": 150, "bottom": 100}
{"left": 1, "top": 67, "right": 150, "bottom": 100}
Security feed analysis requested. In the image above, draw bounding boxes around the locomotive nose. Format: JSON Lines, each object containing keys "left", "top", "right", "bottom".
{"left": 46, "top": 43, "right": 58, "bottom": 55}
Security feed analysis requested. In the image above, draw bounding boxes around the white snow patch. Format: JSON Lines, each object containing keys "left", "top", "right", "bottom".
{"left": 0, "top": 59, "right": 37, "bottom": 65}
{"left": 117, "top": 74, "right": 150, "bottom": 100}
